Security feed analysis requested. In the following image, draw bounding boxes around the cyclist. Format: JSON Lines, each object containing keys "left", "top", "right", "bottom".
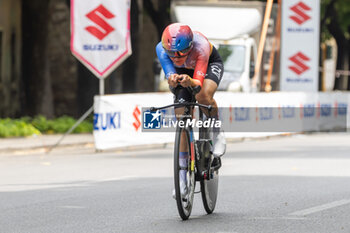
{"left": 156, "top": 23, "right": 226, "bottom": 198}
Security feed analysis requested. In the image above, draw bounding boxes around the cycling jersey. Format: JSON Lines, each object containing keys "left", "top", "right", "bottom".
{"left": 156, "top": 31, "right": 213, "bottom": 86}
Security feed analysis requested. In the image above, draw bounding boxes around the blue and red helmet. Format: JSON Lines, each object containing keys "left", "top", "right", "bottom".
{"left": 161, "top": 23, "right": 193, "bottom": 57}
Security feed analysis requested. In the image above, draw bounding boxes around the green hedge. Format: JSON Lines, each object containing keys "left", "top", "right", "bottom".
{"left": 0, "top": 115, "right": 93, "bottom": 138}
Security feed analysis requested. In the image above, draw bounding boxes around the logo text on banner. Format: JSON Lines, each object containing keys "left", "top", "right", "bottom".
{"left": 85, "top": 5, "right": 115, "bottom": 40}
{"left": 133, "top": 106, "right": 141, "bottom": 131}
{"left": 94, "top": 112, "right": 121, "bottom": 131}
{"left": 288, "top": 52, "right": 310, "bottom": 75}
{"left": 289, "top": 2, "right": 311, "bottom": 25}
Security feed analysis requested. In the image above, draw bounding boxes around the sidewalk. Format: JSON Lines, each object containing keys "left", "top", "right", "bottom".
{"left": 0, "top": 134, "right": 95, "bottom": 154}
{"left": 0, "top": 132, "right": 298, "bottom": 155}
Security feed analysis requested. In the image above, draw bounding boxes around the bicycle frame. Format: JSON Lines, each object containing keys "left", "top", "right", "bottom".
{"left": 150, "top": 102, "right": 214, "bottom": 178}
{"left": 150, "top": 99, "right": 220, "bottom": 219}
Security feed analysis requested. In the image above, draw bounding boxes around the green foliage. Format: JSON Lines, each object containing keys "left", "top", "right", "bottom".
{"left": 321, "top": 0, "right": 350, "bottom": 41}
{"left": 0, "top": 118, "right": 41, "bottom": 138}
{"left": 0, "top": 116, "right": 93, "bottom": 138}
{"left": 217, "top": 45, "right": 233, "bottom": 63}
{"left": 74, "top": 121, "right": 93, "bottom": 133}
{"left": 332, "top": 0, "right": 350, "bottom": 38}
{"left": 31, "top": 115, "right": 52, "bottom": 132}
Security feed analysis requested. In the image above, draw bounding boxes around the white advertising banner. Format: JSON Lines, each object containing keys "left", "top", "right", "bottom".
{"left": 93, "top": 93, "right": 174, "bottom": 150}
{"left": 71, "top": 0, "right": 131, "bottom": 78}
{"left": 280, "top": 0, "right": 320, "bottom": 91}
{"left": 93, "top": 92, "right": 349, "bottom": 150}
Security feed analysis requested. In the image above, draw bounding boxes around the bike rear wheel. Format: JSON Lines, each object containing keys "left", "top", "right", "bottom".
{"left": 174, "top": 123, "right": 195, "bottom": 220}
{"left": 200, "top": 169, "right": 219, "bottom": 214}
{"left": 199, "top": 117, "right": 219, "bottom": 214}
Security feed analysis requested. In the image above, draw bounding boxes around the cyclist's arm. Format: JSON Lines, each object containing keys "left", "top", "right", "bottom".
{"left": 192, "top": 52, "right": 209, "bottom": 88}
{"left": 156, "top": 42, "right": 176, "bottom": 79}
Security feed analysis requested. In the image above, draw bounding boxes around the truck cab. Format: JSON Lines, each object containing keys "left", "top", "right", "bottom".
{"left": 214, "top": 36, "right": 257, "bottom": 92}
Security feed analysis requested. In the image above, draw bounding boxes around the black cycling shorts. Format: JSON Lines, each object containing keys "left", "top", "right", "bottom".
{"left": 171, "top": 86, "right": 196, "bottom": 108}
{"left": 174, "top": 46, "right": 224, "bottom": 86}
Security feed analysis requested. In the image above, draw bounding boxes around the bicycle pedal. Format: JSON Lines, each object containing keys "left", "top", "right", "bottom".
{"left": 211, "top": 157, "right": 221, "bottom": 168}
{"left": 202, "top": 171, "right": 210, "bottom": 180}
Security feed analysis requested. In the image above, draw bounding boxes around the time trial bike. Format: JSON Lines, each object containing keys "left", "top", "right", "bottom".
{"left": 150, "top": 86, "right": 221, "bottom": 220}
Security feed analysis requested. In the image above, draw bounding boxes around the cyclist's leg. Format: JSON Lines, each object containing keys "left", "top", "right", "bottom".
{"left": 195, "top": 62, "right": 225, "bottom": 157}
{"left": 195, "top": 61, "right": 223, "bottom": 116}
{"left": 172, "top": 67, "right": 195, "bottom": 155}
{"left": 195, "top": 79, "right": 218, "bottom": 117}
{"left": 171, "top": 86, "right": 194, "bottom": 196}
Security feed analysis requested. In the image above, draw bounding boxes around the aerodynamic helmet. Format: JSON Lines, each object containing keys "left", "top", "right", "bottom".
{"left": 161, "top": 23, "right": 193, "bottom": 57}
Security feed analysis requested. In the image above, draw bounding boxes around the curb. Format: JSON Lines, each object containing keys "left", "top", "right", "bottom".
{"left": 0, "top": 132, "right": 298, "bottom": 155}
{"left": 0, "top": 142, "right": 95, "bottom": 156}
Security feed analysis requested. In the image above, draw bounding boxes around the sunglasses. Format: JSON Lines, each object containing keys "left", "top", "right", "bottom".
{"left": 164, "top": 44, "right": 193, "bottom": 58}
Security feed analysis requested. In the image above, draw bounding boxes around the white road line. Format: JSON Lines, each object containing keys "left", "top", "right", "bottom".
{"left": 59, "top": 205, "right": 86, "bottom": 209}
{"left": 98, "top": 175, "right": 139, "bottom": 182}
{"left": 289, "top": 199, "right": 350, "bottom": 216}
{"left": 249, "top": 216, "right": 306, "bottom": 220}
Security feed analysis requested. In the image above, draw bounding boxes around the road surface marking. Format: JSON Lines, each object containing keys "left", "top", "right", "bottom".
{"left": 98, "top": 176, "right": 139, "bottom": 182}
{"left": 289, "top": 199, "right": 350, "bottom": 216}
{"left": 40, "top": 162, "right": 51, "bottom": 166}
{"left": 249, "top": 216, "right": 306, "bottom": 220}
{"left": 59, "top": 205, "right": 86, "bottom": 209}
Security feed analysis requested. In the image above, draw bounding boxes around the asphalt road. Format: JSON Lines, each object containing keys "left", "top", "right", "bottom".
{"left": 1, "top": 133, "right": 350, "bottom": 233}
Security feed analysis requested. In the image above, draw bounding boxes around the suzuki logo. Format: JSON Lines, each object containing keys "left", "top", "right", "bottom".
{"left": 133, "top": 106, "right": 141, "bottom": 131}
{"left": 290, "top": 2, "right": 311, "bottom": 25}
{"left": 289, "top": 52, "right": 310, "bottom": 75}
{"left": 85, "top": 5, "right": 115, "bottom": 40}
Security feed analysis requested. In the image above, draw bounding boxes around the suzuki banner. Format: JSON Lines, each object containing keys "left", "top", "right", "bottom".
{"left": 280, "top": 0, "right": 320, "bottom": 91}
{"left": 71, "top": 0, "right": 131, "bottom": 78}
{"left": 93, "top": 92, "right": 349, "bottom": 150}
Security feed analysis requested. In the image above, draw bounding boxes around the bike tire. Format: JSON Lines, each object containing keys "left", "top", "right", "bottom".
{"left": 174, "top": 123, "right": 195, "bottom": 220}
{"left": 199, "top": 117, "right": 219, "bottom": 214}
{"left": 200, "top": 170, "right": 219, "bottom": 214}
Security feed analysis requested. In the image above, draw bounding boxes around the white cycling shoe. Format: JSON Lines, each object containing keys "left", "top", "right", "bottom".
{"left": 172, "top": 180, "right": 188, "bottom": 200}
{"left": 212, "top": 130, "right": 226, "bottom": 157}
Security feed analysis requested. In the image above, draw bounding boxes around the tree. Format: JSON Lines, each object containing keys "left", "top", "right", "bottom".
{"left": 121, "top": 0, "right": 172, "bottom": 93}
{"left": 22, "top": 0, "right": 54, "bottom": 117}
{"left": 321, "top": 0, "right": 350, "bottom": 90}
{"left": 19, "top": 0, "right": 172, "bottom": 119}
{"left": 143, "top": 0, "right": 172, "bottom": 39}
{"left": 121, "top": 0, "right": 140, "bottom": 93}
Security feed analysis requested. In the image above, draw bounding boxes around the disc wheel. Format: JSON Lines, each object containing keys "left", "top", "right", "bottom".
{"left": 199, "top": 122, "right": 219, "bottom": 214}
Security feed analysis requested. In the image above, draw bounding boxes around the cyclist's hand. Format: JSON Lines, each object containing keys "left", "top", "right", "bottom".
{"left": 178, "top": 74, "right": 192, "bottom": 87}
{"left": 168, "top": 74, "right": 179, "bottom": 87}
{"left": 191, "top": 79, "right": 202, "bottom": 88}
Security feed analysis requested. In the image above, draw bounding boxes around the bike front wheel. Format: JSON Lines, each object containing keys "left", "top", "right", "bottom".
{"left": 174, "top": 124, "right": 195, "bottom": 220}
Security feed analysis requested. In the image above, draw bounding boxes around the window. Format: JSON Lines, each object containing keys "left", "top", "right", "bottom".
{"left": 250, "top": 45, "right": 255, "bottom": 79}
{"left": 217, "top": 44, "right": 245, "bottom": 73}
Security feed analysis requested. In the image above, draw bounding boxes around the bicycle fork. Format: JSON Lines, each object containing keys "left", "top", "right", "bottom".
{"left": 189, "top": 130, "right": 195, "bottom": 172}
